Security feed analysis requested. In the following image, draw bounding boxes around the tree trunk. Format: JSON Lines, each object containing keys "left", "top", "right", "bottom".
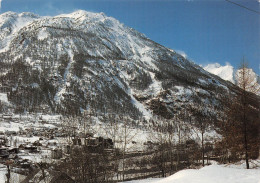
{"left": 243, "top": 107, "right": 249, "bottom": 169}
{"left": 6, "top": 165, "right": 10, "bottom": 183}
{"left": 202, "top": 131, "right": 204, "bottom": 167}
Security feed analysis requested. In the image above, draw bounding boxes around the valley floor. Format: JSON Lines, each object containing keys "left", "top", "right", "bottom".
{"left": 124, "top": 160, "right": 260, "bottom": 183}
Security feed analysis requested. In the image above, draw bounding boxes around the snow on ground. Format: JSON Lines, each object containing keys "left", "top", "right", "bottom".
{"left": 0, "top": 164, "right": 26, "bottom": 183}
{"left": 54, "top": 43, "right": 75, "bottom": 103}
{"left": 156, "top": 164, "right": 260, "bottom": 183}
{"left": 198, "top": 78, "right": 208, "bottom": 85}
{"left": 144, "top": 72, "right": 162, "bottom": 96}
{"left": 125, "top": 161, "right": 260, "bottom": 183}
{"left": 139, "top": 46, "right": 158, "bottom": 70}
{"left": 130, "top": 93, "right": 152, "bottom": 119}
{"left": 0, "top": 122, "right": 21, "bottom": 132}
{"left": 224, "top": 159, "right": 260, "bottom": 169}
{"left": 174, "top": 86, "right": 192, "bottom": 96}
{"left": 41, "top": 114, "right": 61, "bottom": 122}
{"left": 38, "top": 28, "right": 49, "bottom": 40}
{"left": 0, "top": 93, "right": 11, "bottom": 105}
{"left": 123, "top": 178, "right": 161, "bottom": 183}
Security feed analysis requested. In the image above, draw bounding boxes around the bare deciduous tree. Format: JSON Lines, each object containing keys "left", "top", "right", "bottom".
{"left": 234, "top": 60, "right": 260, "bottom": 169}
{"left": 218, "top": 59, "right": 260, "bottom": 169}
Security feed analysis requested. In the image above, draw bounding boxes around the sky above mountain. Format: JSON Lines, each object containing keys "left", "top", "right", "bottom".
{"left": 0, "top": 0, "right": 259, "bottom": 74}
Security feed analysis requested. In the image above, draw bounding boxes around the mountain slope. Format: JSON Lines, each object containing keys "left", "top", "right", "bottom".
{"left": 0, "top": 10, "right": 258, "bottom": 119}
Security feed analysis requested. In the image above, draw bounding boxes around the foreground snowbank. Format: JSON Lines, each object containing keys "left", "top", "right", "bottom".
{"left": 125, "top": 163, "right": 260, "bottom": 183}
{"left": 157, "top": 165, "right": 260, "bottom": 183}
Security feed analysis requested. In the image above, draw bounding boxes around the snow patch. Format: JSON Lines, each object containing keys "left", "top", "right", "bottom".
{"left": 0, "top": 93, "right": 10, "bottom": 105}
{"left": 37, "top": 29, "right": 49, "bottom": 40}
{"left": 131, "top": 93, "right": 152, "bottom": 119}
{"left": 174, "top": 86, "right": 192, "bottom": 96}
{"left": 144, "top": 72, "right": 162, "bottom": 96}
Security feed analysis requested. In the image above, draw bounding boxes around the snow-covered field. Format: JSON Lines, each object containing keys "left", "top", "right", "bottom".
{"left": 125, "top": 161, "right": 260, "bottom": 183}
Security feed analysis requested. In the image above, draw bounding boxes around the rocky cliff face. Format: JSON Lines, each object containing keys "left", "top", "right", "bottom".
{"left": 0, "top": 10, "right": 258, "bottom": 119}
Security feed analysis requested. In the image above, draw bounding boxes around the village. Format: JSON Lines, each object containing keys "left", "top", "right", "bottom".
{"left": 0, "top": 110, "right": 204, "bottom": 183}
{"left": 0, "top": 111, "right": 119, "bottom": 182}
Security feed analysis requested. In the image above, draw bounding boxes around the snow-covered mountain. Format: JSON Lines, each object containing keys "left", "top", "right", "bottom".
{"left": 0, "top": 10, "right": 258, "bottom": 119}
{"left": 203, "top": 63, "right": 234, "bottom": 83}
{"left": 204, "top": 63, "right": 259, "bottom": 95}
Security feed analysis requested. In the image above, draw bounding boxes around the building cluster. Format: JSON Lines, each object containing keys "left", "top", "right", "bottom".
{"left": 0, "top": 112, "right": 115, "bottom": 182}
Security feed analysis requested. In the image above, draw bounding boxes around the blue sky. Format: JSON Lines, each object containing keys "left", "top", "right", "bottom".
{"left": 0, "top": 0, "right": 259, "bottom": 73}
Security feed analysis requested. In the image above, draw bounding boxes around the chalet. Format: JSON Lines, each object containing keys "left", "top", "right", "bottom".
{"left": 0, "top": 135, "right": 7, "bottom": 146}
{"left": 19, "top": 144, "right": 25, "bottom": 150}
{"left": 24, "top": 146, "right": 38, "bottom": 153}
{"left": 72, "top": 137, "right": 82, "bottom": 146}
{"left": 2, "top": 113, "right": 13, "bottom": 120}
{"left": 0, "top": 147, "right": 9, "bottom": 158}
{"left": 33, "top": 141, "right": 42, "bottom": 146}
{"left": 97, "top": 137, "right": 113, "bottom": 149}
{"left": 0, "top": 85, "right": 11, "bottom": 93}
{"left": 77, "top": 132, "right": 94, "bottom": 138}
{"left": 20, "top": 162, "right": 31, "bottom": 169}
{"left": 72, "top": 136, "right": 114, "bottom": 149}
{"left": 8, "top": 147, "right": 19, "bottom": 154}
{"left": 5, "top": 130, "right": 17, "bottom": 136}
{"left": 85, "top": 137, "right": 99, "bottom": 146}
{"left": 8, "top": 153, "right": 18, "bottom": 159}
